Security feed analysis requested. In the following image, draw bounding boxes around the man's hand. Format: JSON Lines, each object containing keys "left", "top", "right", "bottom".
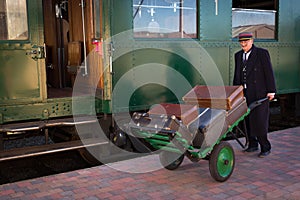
{"left": 267, "top": 93, "right": 275, "bottom": 101}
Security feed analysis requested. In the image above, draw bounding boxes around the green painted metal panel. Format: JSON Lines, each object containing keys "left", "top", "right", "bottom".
{"left": 27, "top": 0, "right": 44, "bottom": 46}
{"left": 277, "top": 47, "right": 300, "bottom": 93}
{"left": 0, "top": 49, "right": 40, "bottom": 101}
{"left": 0, "top": 96, "right": 104, "bottom": 124}
{"left": 199, "top": 0, "right": 232, "bottom": 41}
{"left": 278, "top": 0, "right": 300, "bottom": 42}
{"left": 112, "top": 45, "right": 205, "bottom": 112}
{"left": 111, "top": 0, "right": 133, "bottom": 36}
{"left": 204, "top": 46, "right": 230, "bottom": 85}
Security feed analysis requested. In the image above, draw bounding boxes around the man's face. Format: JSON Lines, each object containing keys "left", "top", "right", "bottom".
{"left": 239, "top": 39, "right": 253, "bottom": 52}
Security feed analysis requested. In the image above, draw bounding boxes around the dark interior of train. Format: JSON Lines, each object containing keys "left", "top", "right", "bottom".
{"left": 43, "top": 0, "right": 69, "bottom": 98}
{"left": 233, "top": 0, "right": 277, "bottom": 10}
{"left": 44, "top": 0, "right": 83, "bottom": 98}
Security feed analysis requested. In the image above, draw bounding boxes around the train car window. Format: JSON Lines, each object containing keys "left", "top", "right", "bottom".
{"left": 232, "top": 0, "right": 277, "bottom": 40}
{"left": 133, "top": 0, "right": 197, "bottom": 38}
{"left": 0, "top": 0, "right": 28, "bottom": 40}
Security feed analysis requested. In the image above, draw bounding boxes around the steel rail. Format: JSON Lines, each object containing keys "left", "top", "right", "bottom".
{"left": 0, "top": 116, "right": 98, "bottom": 133}
{"left": 0, "top": 138, "right": 108, "bottom": 162}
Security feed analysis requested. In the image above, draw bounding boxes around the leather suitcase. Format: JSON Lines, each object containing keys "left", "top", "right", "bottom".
{"left": 226, "top": 99, "right": 248, "bottom": 126}
{"left": 183, "top": 85, "right": 244, "bottom": 110}
{"left": 148, "top": 103, "right": 199, "bottom": 126}
{"left": 188, "top": 108, "right": 227, "bottom": 148}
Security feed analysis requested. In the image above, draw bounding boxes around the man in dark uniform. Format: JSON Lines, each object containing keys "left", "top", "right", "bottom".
{"left": 233, "top": 32, "right": 276, "bottom": 158}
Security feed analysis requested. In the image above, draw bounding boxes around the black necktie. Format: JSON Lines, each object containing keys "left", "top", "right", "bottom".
{"left": 243, "top": 52, "right": 247, "bottom": 62}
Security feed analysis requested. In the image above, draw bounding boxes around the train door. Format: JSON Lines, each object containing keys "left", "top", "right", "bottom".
{"left": 44, "top": 0, "right": 106, "bottom": 99}
{"left": 0, "top": 0, "right": 46, "bottom": 103}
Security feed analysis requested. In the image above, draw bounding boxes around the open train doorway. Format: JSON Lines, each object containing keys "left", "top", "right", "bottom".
{"left": 43, "top": 0, "right": 104, "bottom": 99}
{"left": 44, "top": 0, "right": 74, "bottom": 97}
{"left": 42, "top": 0, "right": 108, "bottom": 164}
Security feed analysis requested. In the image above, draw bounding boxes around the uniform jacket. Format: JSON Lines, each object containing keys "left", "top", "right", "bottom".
{"left": 233, "top": 45, "right": 276, "bottom": 137}
{"left": 233, "top": 44, "right": 276, "bottom": 104}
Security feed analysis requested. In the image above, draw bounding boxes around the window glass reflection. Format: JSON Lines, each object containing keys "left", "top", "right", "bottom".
{"left": 0, "top": 0, "right": 28, "bottom": 40}
{"left": 232, "top": 0, "right": 277, "bottom": 39}
{"left": 133, "top": 0, "right": 197, "bottom": 38}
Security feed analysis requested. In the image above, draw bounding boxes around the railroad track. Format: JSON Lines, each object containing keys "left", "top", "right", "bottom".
{"left": 0, "top": 150, "right": 93, "bottom": 184}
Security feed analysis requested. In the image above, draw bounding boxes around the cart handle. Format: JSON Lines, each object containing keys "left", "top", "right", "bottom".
{"left": 248, "top": 97, "right": 269, "bottom": 110}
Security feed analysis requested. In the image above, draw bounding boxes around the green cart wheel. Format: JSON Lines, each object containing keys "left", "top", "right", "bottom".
{"left": 159, "top": 151, "right": 184, "bottom": 170}
{"left": 209, "top": 141, "right": 235, "bottom": 182}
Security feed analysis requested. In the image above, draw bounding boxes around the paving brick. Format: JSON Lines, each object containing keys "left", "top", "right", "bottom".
{"left": 0, "top": 189, "right": 14, "bottom": 196}
{"left": 1, "top": 127, "right": 300, "bottom": 199}
{"left": 10, "top": 191, "right": 25, "bottom": 198}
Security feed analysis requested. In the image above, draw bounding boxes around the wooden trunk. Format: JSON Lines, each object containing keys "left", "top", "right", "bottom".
{"left": 226, "top": 99, "right": 248, "bottom": 126}
{"left": 148, "top": 103, "right": 199, "bottom": 126}
{"left": 183, "top": 85, "right": 244, "bottom": 110}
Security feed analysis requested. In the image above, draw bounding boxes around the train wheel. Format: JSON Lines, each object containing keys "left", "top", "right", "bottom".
{"left": 78, "top": 148, "right": 102, "bottom": 166}
{"left": 209, "top": 141, "right": 235, "bottom": 182}
{"left": 159, "top": 151, "right": 184, "bottom": 170}
{"left": 110, "top": 127, "right": 133, "bottom": 152}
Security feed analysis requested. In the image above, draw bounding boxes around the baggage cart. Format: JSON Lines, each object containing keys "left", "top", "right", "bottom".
{"left": 127, "top": 86, "right": 268, "bottom": 182}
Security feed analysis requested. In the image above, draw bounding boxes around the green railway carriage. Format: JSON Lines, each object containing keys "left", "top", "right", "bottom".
{"left": 0, "top": 0, "right": 299, "bottom": 159}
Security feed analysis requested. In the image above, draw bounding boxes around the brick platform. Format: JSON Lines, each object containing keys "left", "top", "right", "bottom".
{"left": 1, "top": 127, "right": 300, "bottom": 200}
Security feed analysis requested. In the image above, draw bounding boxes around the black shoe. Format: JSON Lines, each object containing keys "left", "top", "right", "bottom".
{"left": 244, "top": 147, "right": 258, "bottom": 152}
{"left": 258, "top": 151, "right": 271, "bottom": 158}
